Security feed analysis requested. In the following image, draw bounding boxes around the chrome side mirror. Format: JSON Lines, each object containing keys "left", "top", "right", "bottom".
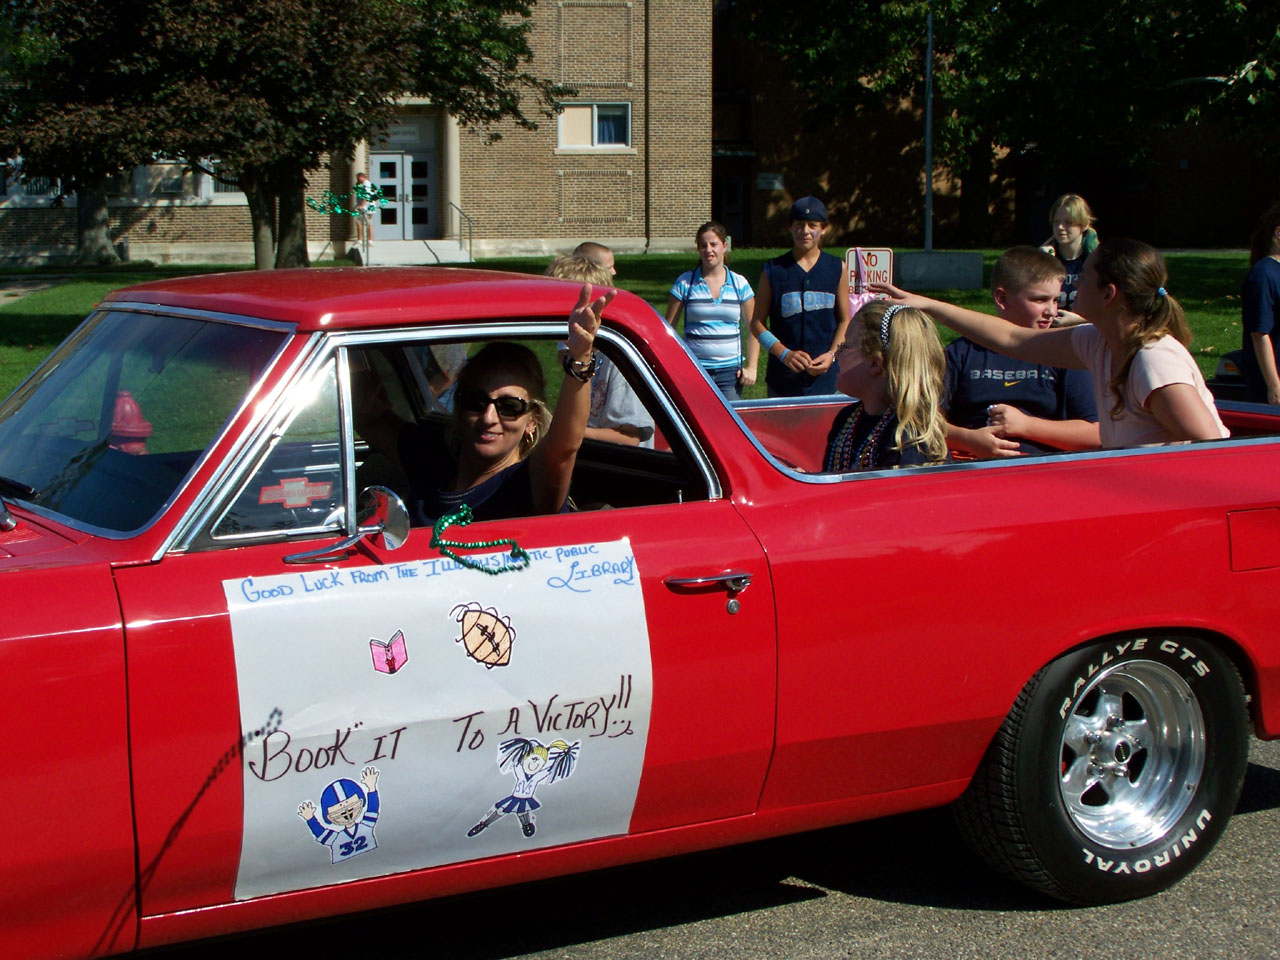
{"left": 358, "top": 485, "right": 409, "bottom": 551}
{"left": 283, "top": 485, "right": 410, "bottom": 564}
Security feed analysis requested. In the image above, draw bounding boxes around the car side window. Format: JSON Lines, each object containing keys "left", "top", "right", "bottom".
{"left": 351, "top": 333, "right": 710, "bottom": 525}
{"left": 209, "top": 359, "right": 345, "bottom": 539}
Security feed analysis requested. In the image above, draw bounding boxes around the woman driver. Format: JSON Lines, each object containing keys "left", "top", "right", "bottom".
{"left": 357, "top": 283, "right": 613, "bottom": 524}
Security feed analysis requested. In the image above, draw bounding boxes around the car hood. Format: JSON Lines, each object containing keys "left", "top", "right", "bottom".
{"left": 0, "top": 510, "right": 100, "bottom": 569}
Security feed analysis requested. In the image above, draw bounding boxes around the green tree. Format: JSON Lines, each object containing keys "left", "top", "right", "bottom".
{"left": 3, "top": 0, "right": 565, "bottom": 268}
{"left": 1, "top": 5, "right": 167, "bottom": 263}
{"left": 734, "top": 0, "right": 1266, "bottom": 242}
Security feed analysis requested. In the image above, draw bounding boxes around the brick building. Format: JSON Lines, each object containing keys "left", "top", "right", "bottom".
{"left": 1, "top": 0, "right": 712, "bottom": 265}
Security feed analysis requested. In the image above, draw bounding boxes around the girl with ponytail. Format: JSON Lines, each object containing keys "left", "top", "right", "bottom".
{"left": 873, "top": 239, "right": 1227, "bottom": 448}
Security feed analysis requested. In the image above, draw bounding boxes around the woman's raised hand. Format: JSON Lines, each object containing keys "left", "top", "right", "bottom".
{"left": 568, "top": 283, "right": 615, "bottom": 360}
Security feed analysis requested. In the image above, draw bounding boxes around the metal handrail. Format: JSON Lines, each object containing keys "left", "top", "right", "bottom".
{"left": 447, "top": 201, "right": 474, "bottom": 262}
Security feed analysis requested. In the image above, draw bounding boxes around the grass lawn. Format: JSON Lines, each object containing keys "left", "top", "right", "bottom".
{"left": 0, "top": 250, "right": 1251, "bottom": 401}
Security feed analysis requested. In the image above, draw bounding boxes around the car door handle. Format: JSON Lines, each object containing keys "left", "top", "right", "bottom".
{"left": 663, "top": 571, "right": 752, "bottom": 594}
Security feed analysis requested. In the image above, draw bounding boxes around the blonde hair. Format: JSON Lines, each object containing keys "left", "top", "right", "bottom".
{"left": 545, "top": 253, "right": 612, "bottom": 286}
{"left": 529, "top": 739, "right": 571, "bottom": 762}
{"left": 1050, "top": 193, "right": 1096, "bottom": 229}
{"left": 855, "top": 301, "right": 948, "bottom": 463}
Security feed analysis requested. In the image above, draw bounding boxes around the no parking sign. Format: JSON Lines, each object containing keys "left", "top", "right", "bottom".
{"left": 845, "top": 247, "right": 894, "bottom": 292}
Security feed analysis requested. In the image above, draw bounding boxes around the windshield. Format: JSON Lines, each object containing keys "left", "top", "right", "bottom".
{"left": 0, "top": 310, "right": 287, "bottom": 534}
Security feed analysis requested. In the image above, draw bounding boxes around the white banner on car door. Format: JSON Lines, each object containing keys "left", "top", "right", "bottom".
{"left": 223, "top": 538, "right": 651, "bottom": 900}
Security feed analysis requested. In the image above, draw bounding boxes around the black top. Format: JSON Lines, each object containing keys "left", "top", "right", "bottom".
{"left": 822, "top": 401, "right": 933, "bottom": 471}
{"left": 398, "top": 423, "right": 543, "bottom": 526}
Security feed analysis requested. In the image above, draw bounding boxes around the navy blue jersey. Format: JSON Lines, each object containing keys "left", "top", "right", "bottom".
{"left": 1056, "top": 252, "right": 1087, "bottom": 309}
{"left": 944, "top": 338, "right": 1097, "bottom": 452}
{"left": 763, "top": 250, "right": 843, "bottom": 396}
{"left": 1240, "top": 257, "right": 1280, "bottom": 402}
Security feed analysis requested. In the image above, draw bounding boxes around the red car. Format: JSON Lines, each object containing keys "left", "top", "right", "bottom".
{"left": 4, "top": 268, "right": 1280, "bottom": 958}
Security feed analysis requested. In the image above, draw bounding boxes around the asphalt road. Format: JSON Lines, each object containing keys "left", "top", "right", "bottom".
{"left": 160, "top": 738, "right": 1280, "bottom": 960}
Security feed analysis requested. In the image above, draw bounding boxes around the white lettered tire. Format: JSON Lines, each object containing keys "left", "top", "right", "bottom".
{"left": 954, "top": 634, "right": 1249, "bottom": 903}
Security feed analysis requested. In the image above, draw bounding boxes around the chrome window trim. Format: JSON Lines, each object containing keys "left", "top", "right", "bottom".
{"left": 170, "top": 320, "right": 722, "bottom": 553}
{"left": 337, "top": 347, "right": 358, "bottom": 537}
{"left": 329, "top": 320, "right": 721, "bottom": 500}
{"left": 200, "top": 370, "right": 348, "bottom": 547}
{"left": 105, "top": 301, "right": 297, "bottom": 332}
{"left": 165, "top": 336, "right": 332, "bottom": 555}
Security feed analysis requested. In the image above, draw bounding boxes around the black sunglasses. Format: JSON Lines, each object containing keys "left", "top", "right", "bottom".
{"left": 457, "top": 389, "right": 531, "bottom": 421}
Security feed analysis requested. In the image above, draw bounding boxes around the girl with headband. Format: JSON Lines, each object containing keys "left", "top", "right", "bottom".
{"left": 873, "top": 238, "right": 1227, "bottom": 448}
{"left": 822, "top": 300, "right": 949, "bottom": 470}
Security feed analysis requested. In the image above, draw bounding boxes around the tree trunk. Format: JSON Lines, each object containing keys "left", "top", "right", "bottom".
{"left": 75, "top": 176, "right": 120, "bottom": 265}
{"left": 956, "top": 137, "right": 995, "bottom": 246}
{"left": 274, "top": 167, "right": 311, "bottom": 269}
{"left": 239, "top": 166, "right": 278, "bottom": 270}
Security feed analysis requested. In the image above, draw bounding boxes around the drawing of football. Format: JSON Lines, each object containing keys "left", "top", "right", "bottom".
{"left": 450, "top": 602, "right": 515, "bottom": 668}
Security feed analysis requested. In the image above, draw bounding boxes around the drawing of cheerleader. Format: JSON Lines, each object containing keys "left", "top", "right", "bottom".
{"left": 467, "top": 738, "right": 580, "bottom": 838}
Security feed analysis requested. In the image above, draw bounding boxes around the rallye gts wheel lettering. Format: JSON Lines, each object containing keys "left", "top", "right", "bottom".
{"left": 1059, "top": 639, "right": 1213, "bottom": 720}
{"left": 1058, "top": 638, "right": 1147, "bottom": 718}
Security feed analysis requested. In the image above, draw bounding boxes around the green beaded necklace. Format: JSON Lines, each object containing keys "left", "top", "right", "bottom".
{"left": 430, "top": 505, "right": 531, "bottom": 575}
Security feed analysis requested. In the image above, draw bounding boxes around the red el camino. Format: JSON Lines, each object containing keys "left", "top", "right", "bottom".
{"left": 4, "top": 268, "right": 1280, "bottom": 958}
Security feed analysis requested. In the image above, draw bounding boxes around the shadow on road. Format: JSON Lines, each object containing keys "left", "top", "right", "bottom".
{"left": 155, "top": 744, "right": 1280, "bottom": 959}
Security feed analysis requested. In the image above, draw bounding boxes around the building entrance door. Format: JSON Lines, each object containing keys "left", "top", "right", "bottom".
{"left": 370, "top": 152, "right": 437, "bottom": 241}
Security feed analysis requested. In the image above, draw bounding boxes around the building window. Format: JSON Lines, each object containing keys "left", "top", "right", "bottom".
{"left": 207, "top": 160, "right": 241, "bottom": 194}
{"left": 1, "top": 158, "right": 62, "bottom": 199}
{"left": 559, "top": 103, "right": 631, "bottom": 149}
{"left": 138, "top": 160, "right": 195, "bottom": 198}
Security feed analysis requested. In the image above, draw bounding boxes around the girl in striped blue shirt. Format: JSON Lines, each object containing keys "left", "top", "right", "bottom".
{"left": 665, "top": 221, "right": 758, "bottom": 400}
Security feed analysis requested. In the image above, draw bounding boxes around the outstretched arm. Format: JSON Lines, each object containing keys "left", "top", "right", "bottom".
{"left": 529, "top": 284, "right": 614, "bottom": 513}
{"left": 985, "top": 405, "right": 1101, "bottom": 451}
{"left": 871, "top": 281, "right": 1084, "bottom": 371}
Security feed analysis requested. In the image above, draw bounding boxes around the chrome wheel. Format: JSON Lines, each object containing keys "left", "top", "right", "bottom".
{"left": 1058, "top": 659, "right": 1205, "bottom": 849}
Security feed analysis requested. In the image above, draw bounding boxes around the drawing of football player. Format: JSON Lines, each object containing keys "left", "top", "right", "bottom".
{"left": 467, "top": 738, "right": 579, "bottom": 839}
{"left": 297, "top": 765, "right": 381, "bottom": 863}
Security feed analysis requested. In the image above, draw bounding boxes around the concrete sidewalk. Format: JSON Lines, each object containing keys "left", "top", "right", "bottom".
{"left": 0, "top": 279, "right": 61, "bottom": 304}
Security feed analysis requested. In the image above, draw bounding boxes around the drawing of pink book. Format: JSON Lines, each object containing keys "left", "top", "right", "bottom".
{"left": 370, "top": 630, "right": 408, "bottom": 674}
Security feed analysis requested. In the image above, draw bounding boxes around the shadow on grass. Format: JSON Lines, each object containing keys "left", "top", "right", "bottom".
{"left": 0, "top": 310, "right": 85, "bottom": 349}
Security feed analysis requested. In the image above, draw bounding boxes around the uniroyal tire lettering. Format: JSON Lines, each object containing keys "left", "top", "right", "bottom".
{"left": 1079, "top": 810, "right": 1212, "bottom": 872}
